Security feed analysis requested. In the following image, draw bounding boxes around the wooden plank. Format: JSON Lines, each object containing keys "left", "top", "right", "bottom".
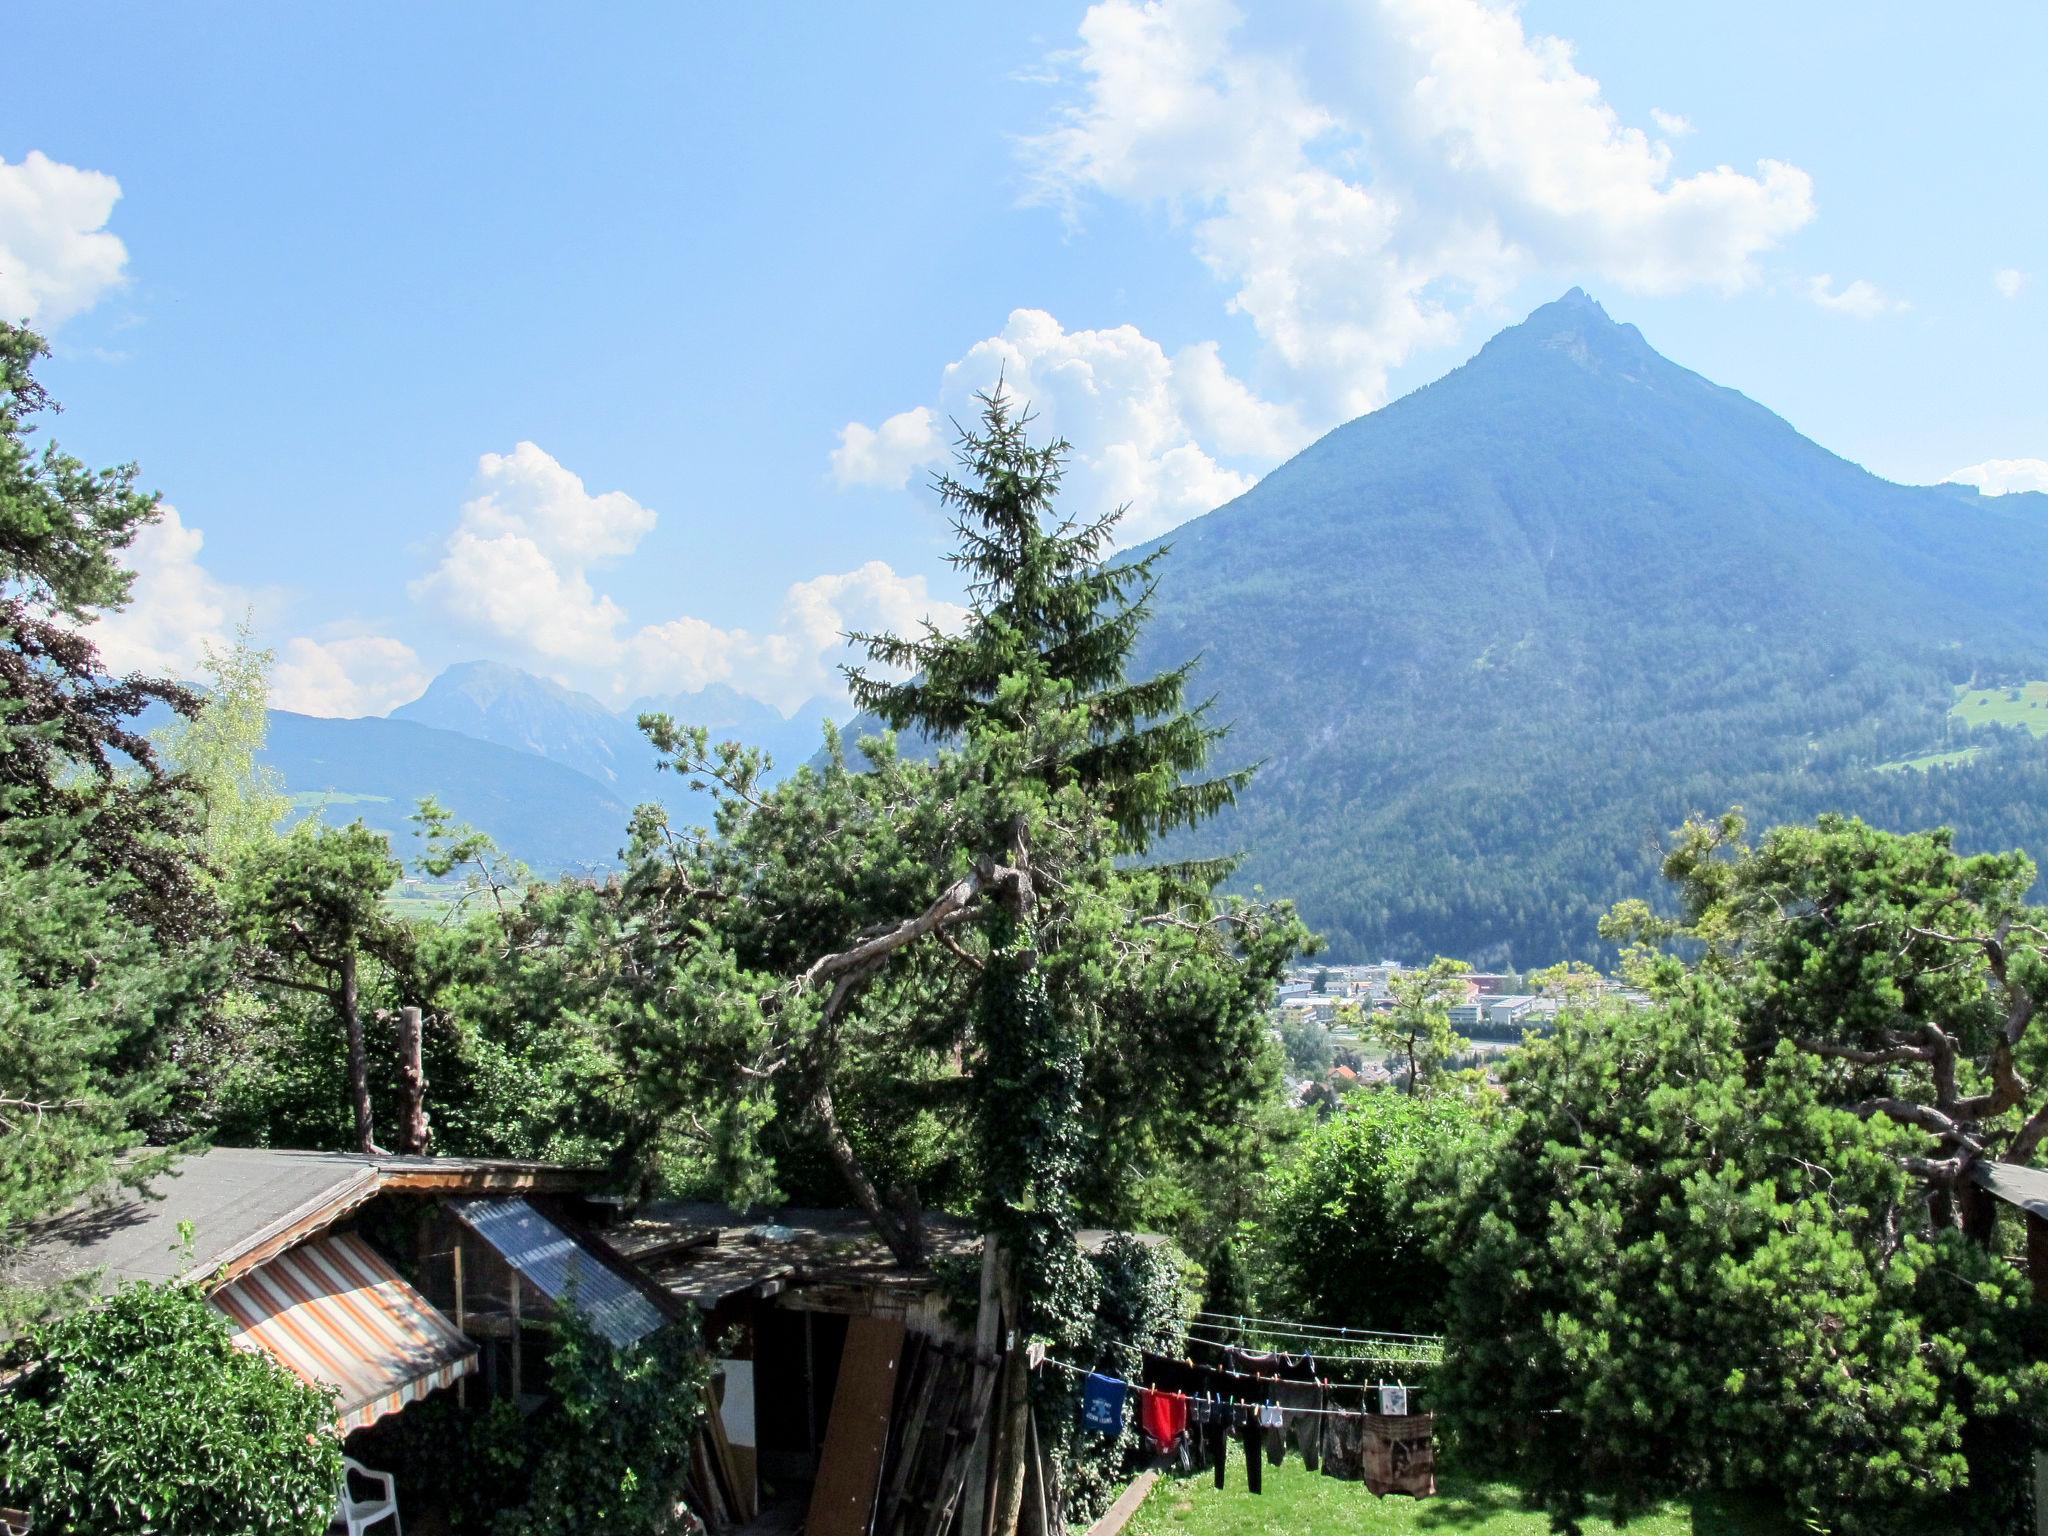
{"left": 807, "top": 1316, "right": 907, "bottom": 1536}
{"left": 958, "top": 1239, "right": 1001, "bottom": 1536}
{"left": 1083, "top": 1472, "right": 1157, "bottom": 1536}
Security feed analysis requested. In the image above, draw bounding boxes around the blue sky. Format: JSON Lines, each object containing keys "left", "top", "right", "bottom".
{"left": 6, "top": 1, "right": 2042, "bottom": 717}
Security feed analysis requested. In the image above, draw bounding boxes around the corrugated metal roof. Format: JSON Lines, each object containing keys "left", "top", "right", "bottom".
{"left": 449, "top": 1197, "right": 665, "bottom": 1348}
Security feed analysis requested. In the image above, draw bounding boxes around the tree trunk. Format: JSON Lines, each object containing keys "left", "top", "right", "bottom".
{"left": 340, "top": 950, "right": 380, "bottom": 1155}
{"left": 814, "top": 1083, "right": 925, "bottom": 1266}
{"left": 1959, "top": 1174, "right": 1997, "bottom": 1247}
{"left": 395, "top": 1005, "right": 429, "bottom": 1155}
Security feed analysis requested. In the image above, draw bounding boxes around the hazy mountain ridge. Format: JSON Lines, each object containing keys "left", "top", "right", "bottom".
{"left": 264, "top": 666, "right": 839, "bottom": 873}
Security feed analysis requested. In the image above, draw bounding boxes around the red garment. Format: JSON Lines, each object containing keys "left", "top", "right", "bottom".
{"left": 1138, "top": 1388, "right": 1189, "bottom": 1454}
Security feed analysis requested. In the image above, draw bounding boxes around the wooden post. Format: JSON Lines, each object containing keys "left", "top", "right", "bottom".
{"left": 2029, "top": 1212, "right": 2048, "bottom": 1306}
{"left": 959, "top": 1237, "right": 1002, "bottom": 1536}
{"left": 396, "top": 1005, "right": 430, "bottom": 1155}
{"left": 991, "top": 1255, "right": 1032, "bottom": 1536}
{"left": 453, "top": 1240, "right": 468, "bottom": 1407}
{"left": 509, "top": 1270, "right": 523, "bottom": 1400}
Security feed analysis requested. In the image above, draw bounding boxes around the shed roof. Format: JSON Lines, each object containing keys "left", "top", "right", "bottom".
{"left": 1972, "top": 1159, "right": 2048, "bottom": 1219}
{"left": 611, "top": 1202, "right": 1164, "bottom": 1311}
{"left": 8, "top": 1146, "right": 602, "bottom": 1297}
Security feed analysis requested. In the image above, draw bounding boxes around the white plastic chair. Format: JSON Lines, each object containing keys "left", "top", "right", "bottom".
{"left": 332, "top": 1457, "right": 400, "bottom": 1535}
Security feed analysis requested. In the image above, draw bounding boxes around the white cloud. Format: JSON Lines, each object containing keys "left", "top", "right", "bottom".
{"left": 0, "top": 151, "right": 129, "bottom": 328}
{"left": 1650, "top": 108, "right": 1693, "bottom": 137}
{"left": 85, "top": 507, "right": 238, "bottom": 677}
{"left": 835, "top": 308, "right": 1306, "bottom": 545}
{"left": 1023, "top": 0, "right": 1815, "bottom": 414}
{"left": 417, "top": 441, "right": 964, "bottom": 711}
{"left": 412, "top": 441, "right": 651, "bottom": 667}
{"left": 1946, "top": 458, "right": 2048, "bottom": 496}
{"left": 1806, "top": 273, "right": 1905, "bottom": 319}
{"left": 84, "top": 505, "right": 427, "bottom": 718}
{"left": 272, "top": 635, "right": 429, "bottom": 717}
{"left": 627, "top": 561, "right": 968, "bottom": 714}
{"left": 1994, "top": 267, "right": 2029, "bottom": 300}
{"left": 831, "top": 406, "right": 945, "bottom": 490}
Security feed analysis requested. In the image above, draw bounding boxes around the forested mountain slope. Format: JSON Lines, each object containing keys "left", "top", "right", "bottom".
{"left": 1119, "top": 290, "right": 2048, "bottom": 960}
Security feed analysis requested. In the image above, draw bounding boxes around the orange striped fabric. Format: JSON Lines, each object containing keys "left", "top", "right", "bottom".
{"left": 210, "top": 1231, "right": 477, "bottom": 1433}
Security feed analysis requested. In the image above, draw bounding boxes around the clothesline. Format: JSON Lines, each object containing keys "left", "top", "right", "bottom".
{"left": 1180, "top": 1334, "right": 1435, "bottom": 1389}
{"left": 1183, "top": 1322, "right": 1443, "bottom": 1367}
{"left": 1192, "top": 1310, "right": 1444, "bottom": 1344}
{"left": 1036, "top": 1356, "right": 1419, "bottom": 1421}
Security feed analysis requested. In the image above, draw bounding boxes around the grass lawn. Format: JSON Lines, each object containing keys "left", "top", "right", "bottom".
{"left": 1874, "top": 745, "right": 1982, "bottom": 773}
{"left": 1123, "top": 1455, "right": 1794, "bottom": 1536}
{"left": 1951, "top": 681, "right": 2048, "bottom": 736}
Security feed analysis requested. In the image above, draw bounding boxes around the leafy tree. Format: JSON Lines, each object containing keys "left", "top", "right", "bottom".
{"left": 1262, "top": 1088, "right": 1482, "bottom": 1335}
{"left": 0, "top": 800, "right": 225, "bottom": 1324}
{"left": 0, "top": 320, "right": 206, "bottom": 939}
{"left": 1605, "top": 811, "right": 2048, "bottom": 1233}
{"left": 575, "top": 393, "right": 1308, "bottom": 1536}
{"left": 155, "top": 619, "right": 288, "bottom": 871}
{"left": 230, "top": 822, "right": 407, "bottom": 1153}
{"left": 1357, "top": 956, "right": 1471, "bottom": 1092}
{"left": 0, "top": 1281, "right": 342, "bottom": 1535}
{"left": 0, "top": 320, "right": 225, "bottom": 1314}
{"left": 1438, "top": 984, "right": 2048, "bottom": 1533}
{"left": 1276, "top": 1012, "right": 1334, "bottom": 1078}
{"left": 0, "top": 321, "right": 163, "bottom": 617}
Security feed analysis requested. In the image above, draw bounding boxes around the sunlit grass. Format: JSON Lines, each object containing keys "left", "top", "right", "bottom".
{"left": 1123, "top": 1452, "right": 1794, "bottom": 1536}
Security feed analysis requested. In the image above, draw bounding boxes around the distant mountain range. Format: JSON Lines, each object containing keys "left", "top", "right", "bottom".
{"left": 261, "top": 665, "right": 835, "bottom": 874}
{"left": 260, "top": 290, "right": 2048, "bottom": 960}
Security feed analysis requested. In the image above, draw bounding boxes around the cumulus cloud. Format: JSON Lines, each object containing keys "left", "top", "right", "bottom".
{"left": 1650, "top": 108, "right": 1693, "bottom": 137}
{"left": 1946, "top": 459, "right": 2048, "bottom": 496}
{"left": 0, "top": 151, "right": 129, "bottom": 327}
{"left": 83, "top": 506, "right": 427, "bottom": 718}
{"left": 835, "top": 308, "right": 1306, "bottom": 545}
{"left": 1806, "top": 274, "right": 1905, "bottom": 319}
{"left": 1995, "top": 267, "right": 2029, "bottom": 300}
{"left": 831, "top": 406, "right": 944, "bottom": 490}
{"left": 416, "top": 441, "right": 964, "bottom": 711}
{"left": 628, "top": 561, "right": 968, "bottom": 714}
{"left": 412, "top": 441, "right": 652, "bottom": 667}
{"left": 272, "top": 635, "right": 429, "bottom": 717}
{"left": 85, "top": 507, "right": 238, "bottom": 678}
{"left": 1023, "top": 0, "right": 1815, "bottom": 414}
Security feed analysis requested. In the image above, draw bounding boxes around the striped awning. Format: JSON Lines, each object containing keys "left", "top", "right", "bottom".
{"left": 210, "top": 1231, "right": 477, "bottom": 1433}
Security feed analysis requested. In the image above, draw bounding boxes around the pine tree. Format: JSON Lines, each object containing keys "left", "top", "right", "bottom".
{"left": 846, "top": 385, "right": 1249, "bottom": 855}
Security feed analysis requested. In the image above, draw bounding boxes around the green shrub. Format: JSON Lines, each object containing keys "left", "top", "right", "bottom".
{"left": 1261, "top": 1087, "right": 1483, "bottom": 1334}
{"left": 0, "top": 1282, "right": 342, "bottom": 1535}
{"left": 496, "top": 1307, "right": 709, "bottom": 1536}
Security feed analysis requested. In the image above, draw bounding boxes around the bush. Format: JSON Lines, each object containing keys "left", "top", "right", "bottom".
{"left": 1260, "top": 1087, "right": 1483, "bottom": 1334}
{"left": 0, "top": 1282, "right": 342, "bottom": 1535}
{"left": 496, "top": 1306, "right": 710, "bottom": 1536}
